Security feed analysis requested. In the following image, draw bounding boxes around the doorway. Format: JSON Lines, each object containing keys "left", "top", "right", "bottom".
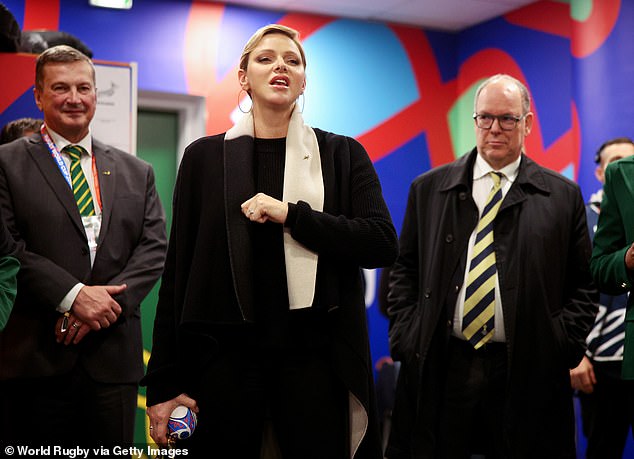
{"left": 133, "top": 91, "right": 205, "bottom": 447}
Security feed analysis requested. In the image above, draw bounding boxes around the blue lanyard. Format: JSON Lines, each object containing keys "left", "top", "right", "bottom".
{"left": 40, "top": 124, "right": 72, "bottom": 189}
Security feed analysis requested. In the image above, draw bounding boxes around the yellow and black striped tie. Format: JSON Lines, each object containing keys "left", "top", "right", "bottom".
{"left": 462, "top": 171, "right": 503, "bottom": 349}
{"left": 64, "top": 145, "right": 95, "bottom": 217}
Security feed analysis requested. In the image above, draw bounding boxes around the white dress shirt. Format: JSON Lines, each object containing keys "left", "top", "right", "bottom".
{"left": 46, "top": 128, "right": 100, "bottom": 313}
{"left": 452, "top": 153, "right": 521, "bottom": 342}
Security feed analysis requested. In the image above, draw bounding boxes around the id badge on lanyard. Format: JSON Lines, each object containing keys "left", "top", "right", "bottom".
{"left": 41, "top": 125, "right": 103, "bottom": 266}
{"left": 83, "top": 215, "right": 101, "bottom": 266}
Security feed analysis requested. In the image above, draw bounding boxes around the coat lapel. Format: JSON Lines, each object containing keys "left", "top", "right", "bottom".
{"left": 27, "top": 138, "right": 86, "bottom": 238}
{"left": 618, "top": 160, "right": 634, "bottom": 198}
{"left": 93, "top": 140, "right": 116, "bottom": 244}
{"left": 500, "top": 154, "right": 549, "bottom": 211}
{"left": 224, "top": 135, "right": 256, "bottom": 321}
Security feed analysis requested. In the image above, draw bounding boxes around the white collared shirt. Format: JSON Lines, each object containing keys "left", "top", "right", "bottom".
{"left": 452, "top": 153, "right": 521, "bottom": 342}
{"left": 46, "top": 128, "right": 100, "bottom": 312}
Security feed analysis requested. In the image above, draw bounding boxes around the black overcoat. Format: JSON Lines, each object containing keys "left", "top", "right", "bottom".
{"left": 387, "top": 149, "right": 597, "bottom": 459}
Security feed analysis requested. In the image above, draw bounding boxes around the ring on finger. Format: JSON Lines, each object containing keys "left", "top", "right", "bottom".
{"left": 72, "top": 322, "right": 80, "bottom": 329}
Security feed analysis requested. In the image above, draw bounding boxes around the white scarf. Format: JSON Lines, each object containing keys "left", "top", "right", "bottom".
{"left": 225, "top": 106, "right": 324, "bottom": 310}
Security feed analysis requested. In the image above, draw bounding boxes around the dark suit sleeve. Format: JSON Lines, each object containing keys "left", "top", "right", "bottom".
{"left": 105, "top": 164, "right": 167, "bottom": 317}
{"left": 0, "top": 153, "right": 79, "bottom": 308}
{"left": 0, "top": 205, "right": 16, "bottom": 257}
{"left": 560, "top": 187, "right": 599, "bottom": 367}
{"left": 387, "top": 181, "right": 422, "bottom": 363}
{"left": 591, "top": 162, "right": 633, "bottom": 295}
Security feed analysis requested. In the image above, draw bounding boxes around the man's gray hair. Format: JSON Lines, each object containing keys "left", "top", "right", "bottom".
{"left": 473, "top": 74, "right": 531, "bottom": 115}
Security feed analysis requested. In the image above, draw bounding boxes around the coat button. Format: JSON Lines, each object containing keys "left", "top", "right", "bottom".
{"left": 447, "top": 320, "right": 452, "bottom": 328}
{"left": 424, "top": 288, "right": 431, "bottom": 299}
{"left": 445, "top": 234, "right": 454, "bottom": 243}
{"left": 622, "top": 282, "right": 628, "bottom": 289}
{"left": 459, "top": 192, "right": 467, "bottom": 200}
{"left": 455, "top": 285, "right": 460, "bottom": 292}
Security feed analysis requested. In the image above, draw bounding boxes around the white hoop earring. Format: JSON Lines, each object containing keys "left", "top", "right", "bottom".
{"left": 297, "top": 93, "right": 305, "bottom": 113}
{"left": 238, "top": 89, "right": 252, "bottom": 114}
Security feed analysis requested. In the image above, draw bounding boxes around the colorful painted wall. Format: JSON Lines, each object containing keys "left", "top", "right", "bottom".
{"left": 1, "top": 0, "right": 631, "bottom": 447}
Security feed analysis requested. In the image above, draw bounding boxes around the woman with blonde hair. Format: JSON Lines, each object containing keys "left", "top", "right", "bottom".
{"left": 143, "top": 24, "right": 397, "bottom": 458}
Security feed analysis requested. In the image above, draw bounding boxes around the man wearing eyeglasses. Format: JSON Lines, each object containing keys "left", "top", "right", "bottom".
{"left": 387, "top": 74, "right": 597, "bottom": 458}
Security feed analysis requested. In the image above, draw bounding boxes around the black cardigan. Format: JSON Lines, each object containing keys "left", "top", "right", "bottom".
{"left": 143, "top": 128, "right": 398, "bottom": 457}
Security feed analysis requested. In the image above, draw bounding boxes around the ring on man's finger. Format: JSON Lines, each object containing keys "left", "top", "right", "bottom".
{"left": 72, "top": 322, "right": 80, "bottom": 329}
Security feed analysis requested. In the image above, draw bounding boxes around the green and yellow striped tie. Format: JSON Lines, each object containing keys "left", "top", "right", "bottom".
{"left": 64, "top": 145, "right": 95, "bottom": 217}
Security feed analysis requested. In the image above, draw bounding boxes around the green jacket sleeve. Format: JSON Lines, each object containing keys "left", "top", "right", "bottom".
{"left": 0, "top": 255, "right": 19, "bottom": 330}
{"left": 590, "top": 160, "right": 634, "bottom": 295}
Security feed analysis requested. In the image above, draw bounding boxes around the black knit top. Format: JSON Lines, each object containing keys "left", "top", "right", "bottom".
{"left": 252, "top": 137, "right": 328, "bottom": 351}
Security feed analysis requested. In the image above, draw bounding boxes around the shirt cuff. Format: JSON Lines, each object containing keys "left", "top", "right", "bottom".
{"left": 56, "top": 283, "right": 85, "bottom": 313}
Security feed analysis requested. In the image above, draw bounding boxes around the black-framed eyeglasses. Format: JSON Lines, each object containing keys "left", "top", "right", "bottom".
{"left": 473, "top": 113, "right": 527, "bottom": 131}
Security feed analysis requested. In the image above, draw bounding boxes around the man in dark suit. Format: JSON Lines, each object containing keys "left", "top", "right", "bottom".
{"left": 0, "top": 45, "right": 167, "bottom": 446}
{"left": 386, "top": 74, "right": 597, "bottom": 458}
